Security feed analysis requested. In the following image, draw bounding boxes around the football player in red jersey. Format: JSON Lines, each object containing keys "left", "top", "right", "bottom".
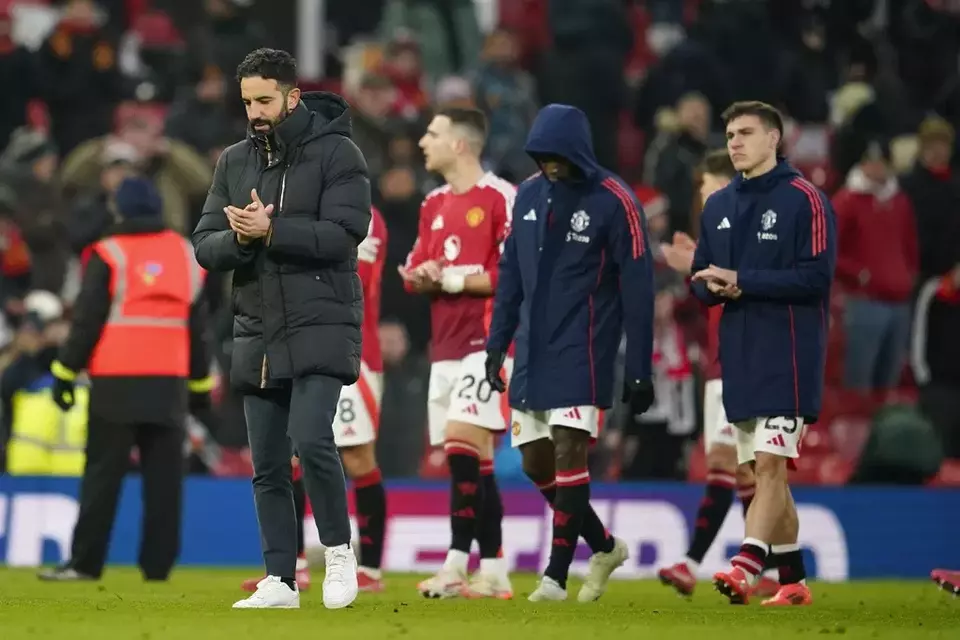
{"left": 399, "top": 107, "right": 516, "bottom": 599}
{"left": 657, "top": 150, "right": 780, "bottom": 601}
{"left": 242, "top": 207, "right": 389, "bottom": 593}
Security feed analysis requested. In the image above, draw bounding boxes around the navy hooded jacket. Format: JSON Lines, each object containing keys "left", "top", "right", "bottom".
{"left": 691, "top": 160, "right": 837, "bottom": 423}
{"left": 487, "top": 104, "right": 653, "bottom": 411}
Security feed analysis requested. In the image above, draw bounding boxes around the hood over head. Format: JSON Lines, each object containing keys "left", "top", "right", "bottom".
{"left": 524, "top": 104, "right": 601, "bottom": 179}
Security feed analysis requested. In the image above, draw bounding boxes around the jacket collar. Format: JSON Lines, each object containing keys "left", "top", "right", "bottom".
{"left": 250, "top": 102, "right": 312, "bottom": 161}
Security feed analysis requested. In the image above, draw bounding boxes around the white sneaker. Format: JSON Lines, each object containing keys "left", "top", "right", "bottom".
{"left": 323, "top": 544, "right": 359, "bottom": 609}
{"left": 578, "top": 537, "right": 629, "bottom": 602}
{"left": 232, "top": 575, "right": 299, "bottom": 609}
{"left": 418, "top": 566, "right": 467, "bottom": 599}
{"left": 528, "top": 575, "right": 567, "bottom": 602}
{"left": 462, "top": 571, "right": 514, "bottom": 599}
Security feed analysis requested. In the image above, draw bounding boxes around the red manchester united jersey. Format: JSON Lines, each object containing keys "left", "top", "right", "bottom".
{"left": 359, "top": 206, "right": 387, "bottom": 373}
{"left": 704, "top": 303, "right": 722, "bottom": 381}
{"left": 405, "top": 172, "right": 515, "bottom": 362}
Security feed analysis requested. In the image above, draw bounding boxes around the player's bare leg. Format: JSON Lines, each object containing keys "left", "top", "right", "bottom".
{"left": 341, "top": 443, "right": 387, "bottom": 592}
{"left": 736, "top": 463, "right": 780, "bottom": 598}
{"left": 762, "top": 487, "right": 812, "bottom": 605}
{"left": 521, "top": 438, "right": 626, "bottom": 602}
{"left": 715, "top": 450, "right": 787, "bottom": 604}
{"left": 419, "top": 421, "right": 491, "bottom": 598}
{"left": 462, "top": 437, "right": 513, "bottom": 599}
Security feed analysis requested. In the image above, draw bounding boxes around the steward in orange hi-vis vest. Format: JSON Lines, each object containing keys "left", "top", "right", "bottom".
{"left": 39, "top": 178, "right": 213, "bottom": 584}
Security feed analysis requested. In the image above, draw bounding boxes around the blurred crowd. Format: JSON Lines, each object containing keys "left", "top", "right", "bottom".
{"left": 1, "top": 0, "right": 960, "bottom": 484}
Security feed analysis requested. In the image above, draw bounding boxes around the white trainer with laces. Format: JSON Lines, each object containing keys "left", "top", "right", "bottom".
{"left": 418, "top": 566, "right": 467, "bottom": 598}
{"left": 578, "top": 537, "right": 629, "bottom": 602}
{"left": 528, "top": 575, "right": 568, "bottom": 601}
{"left": 232, "top": 575, "right": 300, "bottom": 609}
{"left": 323, "top": 544, "right": 359, "bottom": 609}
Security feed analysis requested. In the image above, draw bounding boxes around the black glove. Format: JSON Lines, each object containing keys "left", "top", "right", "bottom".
{"left": 51, "top": 367, "right": 76, "bottom": 412}
{"left": 622, "top": 378, "right": 655, "bottom": 415}
{"left": 485, "top": 349, "right": 507, "bottom": 393}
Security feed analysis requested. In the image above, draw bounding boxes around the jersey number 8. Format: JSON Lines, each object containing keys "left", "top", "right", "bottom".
{"left": 338, "top": 398, "right": 355, "bottom": 424}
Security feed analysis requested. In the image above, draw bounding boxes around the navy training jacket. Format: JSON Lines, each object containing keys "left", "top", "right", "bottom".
{"left": 692, "top": 160, "right": 837, "bottom": 423}
{"left": 487, "top": 104, "right": 654, "bottom": 411}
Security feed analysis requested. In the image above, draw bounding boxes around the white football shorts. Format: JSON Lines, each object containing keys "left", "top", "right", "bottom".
{"left": 734, "top": 416, "right": 807, "bottom": 465}
{"left": 427, "top": 350, "right": 513, "bottom": 446}
{"left": 510, "top": 405, "right": 603, "bottom": 448}
{"left": 333, "top": 362, "right": 382, "bottom": 448}
{"left": 703, "top": 378, "right": 738, "bottom": 452}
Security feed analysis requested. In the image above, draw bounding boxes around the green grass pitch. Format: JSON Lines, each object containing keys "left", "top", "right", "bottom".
{"left": 0, "top": 569, "right": 955, "bottom": 639}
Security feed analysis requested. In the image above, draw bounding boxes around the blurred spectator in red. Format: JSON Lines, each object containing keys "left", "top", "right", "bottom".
{"left": 0, "top": 128, "right": 69, "bottom": 296}
{"left": 164, "top": 64, "right": 244, "bottom": 158}
{"left": 59, "top": 115, "right": 211, "bottom": 235}
{"left": 378, "top": 0, "right": 481, "bottom": 83}
{"left": 36, "top": 0, "right": 126, "bottom": 156}
{"left": 381, "top": 36, "right": 429, "bottom": 121}
{"left": 643, "top": 93, "right": 711, "bottom": 236}
{"left": 833, "top": 138, "right": 918, "bottom": 396}
{"left": 471, "top": 28, "right": 538, "bottom": 183}
{"left": 349, "top": 72, "right": 402, "bottom": 195}
{"left": 0, "top": 5, "right": 39, "bottom": 151}
{"left": 0, "top": 186, "right": 31, "bottom": 313}
{"left": 904, "top": 116, "right": 960, "bottom": 457}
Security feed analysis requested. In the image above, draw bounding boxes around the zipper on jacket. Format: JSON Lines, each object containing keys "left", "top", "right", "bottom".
{"left": 259, "top": 136, "right": 274, "bottom": 389}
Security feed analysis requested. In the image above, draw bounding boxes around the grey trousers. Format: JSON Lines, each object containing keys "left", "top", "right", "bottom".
{"left": 244, "top": 374, "right": 351, "bottom": 577}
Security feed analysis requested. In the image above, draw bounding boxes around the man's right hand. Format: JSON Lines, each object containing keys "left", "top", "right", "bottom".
{"left": 485, "top": 349, "right": 507, "bottom": 393}
{"left": 659, "top": 231, "right": 697, "bottom": 275}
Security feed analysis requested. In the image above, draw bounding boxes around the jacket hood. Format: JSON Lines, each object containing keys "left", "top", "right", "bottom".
{"left": 300, "top": 91, "right": 354, "bottom": 139}
{"left": 733, "top": 159, "right": 803, "bottom": 192}
{"left": 524, "top": 104, "right": 600, "bottom": 179}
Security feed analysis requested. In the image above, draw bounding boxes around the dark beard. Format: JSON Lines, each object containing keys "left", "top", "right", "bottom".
{"left": 249, "top": 103, "right": 292, "bottom": 136}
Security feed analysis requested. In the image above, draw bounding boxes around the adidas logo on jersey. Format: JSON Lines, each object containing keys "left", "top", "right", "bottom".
{"left": 563, "top": 407, "right": 582, "bottom": 420}
{"left": 431, "top": 215, "right": 444, "bottom": 230}
{"left": 523, "top": 209, "right": 537, "bottom": 221}
{"left": 717, "top": 217, "right": 731, "bottom": 230}
{"left": 463, "top": 404, "right": 479, "bottom": 416}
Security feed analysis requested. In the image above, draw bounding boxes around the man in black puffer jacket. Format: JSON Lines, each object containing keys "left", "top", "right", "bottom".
{"left": 192, "top": 48, "right": 371, "bottom": 611}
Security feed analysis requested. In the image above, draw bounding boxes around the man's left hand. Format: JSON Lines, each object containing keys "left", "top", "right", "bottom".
{"left": 226, "top": 188, "right": 274, "bottom": 239}
{"left": 622, "top": 378, "right": 655, "bottom": 415}
{"left": 692, "top": 264, "right": 737, "bottom": 287}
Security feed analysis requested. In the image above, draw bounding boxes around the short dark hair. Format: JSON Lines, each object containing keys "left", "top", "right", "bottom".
{"left": 236, "top": 48, "right": 298, "bottom": 89}
{"left": 436, "top": 107, "right": 488, "bottom": 138}
{"left": 435, "top": 107, "right": 488, "bottom": 152}
{"left": 721, "top": 100, "right": 784, "bottom": 150}
{"left": 699, "top": 149, "right": 736, "bottom": 179}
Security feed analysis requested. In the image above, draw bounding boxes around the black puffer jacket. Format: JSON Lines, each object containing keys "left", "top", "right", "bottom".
{"left": 192, "top": 92, "right": 372, "bottom": 392}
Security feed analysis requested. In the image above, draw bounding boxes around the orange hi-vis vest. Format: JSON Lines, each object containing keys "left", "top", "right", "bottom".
{"left": 87, "top": 230, "right": 204, "bottom": 377}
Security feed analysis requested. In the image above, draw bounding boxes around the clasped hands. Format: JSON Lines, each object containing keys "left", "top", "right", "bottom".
{"left": 691, "top": 264, "right": 742, "bottom": 300}
{"left": 225, "top": 188, "right": 273, "bottom": 245}
{"left": 398, "top": 259, "right": 463, "bottom": 293}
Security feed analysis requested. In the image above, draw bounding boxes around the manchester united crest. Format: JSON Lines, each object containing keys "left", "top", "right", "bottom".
{"left": 512, "top": 421, "right": 521, "bottom": 436}
{"left": 465, "top": 207, "right": 485, "bottom": 228}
